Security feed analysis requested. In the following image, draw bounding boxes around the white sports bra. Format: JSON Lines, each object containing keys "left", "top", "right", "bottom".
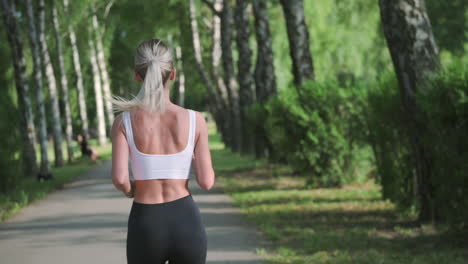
{"left": 122, "top": 109, "right": 196, "bottom": 180}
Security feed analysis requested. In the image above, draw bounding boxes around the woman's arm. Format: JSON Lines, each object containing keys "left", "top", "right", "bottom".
{"left": 111, "top": 114, "right": 134, "bottom": 197}
{"left": 193, "top": 112, "right": 215, "bottom": 190}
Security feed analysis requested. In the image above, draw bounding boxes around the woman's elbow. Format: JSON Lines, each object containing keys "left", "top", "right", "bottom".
{"left": 198, "top": 172, "right": 215, "bottom": 190}
{"left": 112, "top": 176, "right": 126, "bottom": 188}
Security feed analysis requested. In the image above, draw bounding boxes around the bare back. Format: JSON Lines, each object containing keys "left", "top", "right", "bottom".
{"left": 111, "top": 104, "right": 215, "bottom": 204}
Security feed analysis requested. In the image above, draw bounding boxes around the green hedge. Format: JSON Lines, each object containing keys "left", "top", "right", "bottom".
{"left": 420, "top": 66, "right": 468, "bottom": 227}
{"left": 257, "top": 81, "right": 368, "bottom": 188}
{"left": 367, "top": 64, "right": 468, "bottom": 227}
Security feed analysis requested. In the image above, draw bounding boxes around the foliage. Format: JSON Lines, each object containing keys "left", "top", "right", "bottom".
{"left": 426, "top": 0, "right": 467, "bottom": 54}
{"left": 418, "top": 62, "right": 468, "bottom": 227}
{"left": 215, "top": 151, "right": 468, "bottom": 264}
{"left": 366, "top": 61, "right": 468, "bottom": 228}
{"left": 268, "top": 0, "right": 393, "bottom": 88}
{"left": 0, "top": 142, "right": 112, "bottom": 222}
{"left": 366, "top": 75, "right": 416, "bottom": 208}
{"left": 262, "top": 81, "right": 368, "bottom": 187}
{"left": 0, "top": 25, "right": 22, "bottom": 193}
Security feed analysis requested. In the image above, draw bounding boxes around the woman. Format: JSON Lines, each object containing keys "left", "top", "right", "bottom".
{"left": 110, "top": 39, "right": 215, "bottom": 264}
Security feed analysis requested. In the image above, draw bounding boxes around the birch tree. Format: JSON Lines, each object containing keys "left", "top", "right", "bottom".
{"left": 209, "top": 0, "right": 232, "bottom": 146}
{"left": 188, "top": 0, "right": 228, "bottom": 144}
{"left": 1, "top": 0, "right": 38, "bottom": 177}
{"left": 211, "top": 0, "right": 229, "bottom": 107}
{"left": 64, "top": 0, "right": 90, "bottom": 140}
{"left": 220, "top": 0, "right": 242, "bottom": 152}
{"left": 279, "top": 0, "right": 315, "bottom": 85}
{"left": 253, "top": 0, "right": 277, "bottom": 158}
{"left": 379, "top": 0, "right": 440, "bottom": 223}
{"left": 234, "top": 0, "right": 255, "bottom": 154}
{"left": 25, "top": 0, "right": 50, "bottom": 175}
{"left": 52, "top": 2, "right": 74, "bottom": 163}
{"left": 38, "top": 0, "right": 64, "bottom": 167}
{"left": 92, "top": 13, "right": 114, "bottom": 130}
{"left": 175, "top": 45, "right": 185, "bottom": 107}
{"left": 89, "top": 34, "right": 107, "bottom": 146}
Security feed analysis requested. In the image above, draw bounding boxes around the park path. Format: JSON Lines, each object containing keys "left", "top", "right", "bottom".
{"left": 0, "top": 161, "right": 266, "bottom": 264}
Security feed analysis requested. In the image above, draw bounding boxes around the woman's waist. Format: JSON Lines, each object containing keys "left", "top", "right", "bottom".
{"left": 133, "top": 179, "right": 190, "bottom": 204}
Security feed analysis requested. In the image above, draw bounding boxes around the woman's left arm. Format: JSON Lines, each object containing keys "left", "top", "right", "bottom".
{"left": 111, "top": 114, "right": 134, "bottom": 197}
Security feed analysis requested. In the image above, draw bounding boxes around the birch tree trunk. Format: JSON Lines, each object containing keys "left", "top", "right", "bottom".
{"left": 175, "top": 45, "right": 185, "bottom": 107}
{"left": 92, "top": 14, "right": 114, "bottom": 130}
{"left": 38, "top": 0, "right": 64, "bottom": 167}
{"left": 64, "top": 0, "right": 90, "bottom": 140}
{"left": 279, "top": 0, "right": 315, "bottom": 85}
{"left": 211, "top": 0, "right": 229, "bottom": 105}
{"left": 379, "top": 0, "right": 440, "bottom": 223}
{"left": 25, "top": 0, "right": 50, "bottom": 175}
{"left": 1, "top": 0, "right": 38, "bottom": 177}
{"left": 221, "top": 0, "right": 242, "bottom": 152}
{"left": 52, "top": 3, "right": 74, "bottom": 163}
{"left": 253, "top": 0, "right": 277, "bottom": 101}
{"left": 234, "top": 0, "right": 255, "bottom": 154}
{"left": 253, "top": 0, "right": 277, "bottom": 158}
{"left": 211, "top": 0, "right": 231, "bottom": 147}
{"left": 188, "top": 0, "right": 228, "bottom": 144}
{"left": 89, "top": 35, "right": 107, "bottom": 146}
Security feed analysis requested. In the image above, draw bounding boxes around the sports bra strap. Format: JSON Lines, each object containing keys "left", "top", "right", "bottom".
{"left": 122, "top": 111, "right": 134, "bottom": 147}
{"left": 188, "top": 109, "right": 196, "bottom": 147}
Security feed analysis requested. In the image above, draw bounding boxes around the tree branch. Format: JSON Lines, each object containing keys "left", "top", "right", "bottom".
{"left": 202, "top": 0, "right": 221, "bottom": 16}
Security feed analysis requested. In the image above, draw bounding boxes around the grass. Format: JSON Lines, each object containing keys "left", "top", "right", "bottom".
{"left": 0, "top": 140, "right": 111, "bottom": 222}
{"left": 210, "top": 128, "right": 468, "bottom": 263}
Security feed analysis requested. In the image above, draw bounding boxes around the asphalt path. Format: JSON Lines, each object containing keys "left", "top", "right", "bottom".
{"left": 0, "top": 161, "right": 266, "bottom": 264}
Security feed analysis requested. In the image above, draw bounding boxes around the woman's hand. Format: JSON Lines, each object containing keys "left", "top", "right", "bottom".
{"left": 125, "top": 180, "right": 136, "bottom": 198}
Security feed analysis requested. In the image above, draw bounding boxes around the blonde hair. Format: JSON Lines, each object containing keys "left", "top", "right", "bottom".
{"left": 111, "top": 39, "right": 174, "bottom": 113}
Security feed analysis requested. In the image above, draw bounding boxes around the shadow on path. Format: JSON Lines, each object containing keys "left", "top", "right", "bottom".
{"left": 0, "top": 161, "right": 267, "bottom": 264}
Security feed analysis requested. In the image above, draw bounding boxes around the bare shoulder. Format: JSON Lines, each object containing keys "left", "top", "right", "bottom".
{"left": 111, "top": 112, "right": 126, "bottom": 139}
{"left": 192, "top": 110, "right": 207, "bottom": 129}
{"left": 191, "top": 110, "right": 208, "bottom": 142}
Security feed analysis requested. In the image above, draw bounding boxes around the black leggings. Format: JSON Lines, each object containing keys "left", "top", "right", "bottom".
{"left": 127, "top": 194, "right": 207, "bottom": 264}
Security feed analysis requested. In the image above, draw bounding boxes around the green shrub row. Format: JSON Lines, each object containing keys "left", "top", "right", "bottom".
{"left": 248, "top": 80, "right": 369, "bottom": 188}
{"left": 247, "top": 63, "right": 467, "bottom": 227}
{"left": 367, "top": 64, "right": 468, "bottom": 227}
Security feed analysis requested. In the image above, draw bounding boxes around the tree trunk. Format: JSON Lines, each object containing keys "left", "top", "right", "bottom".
{"left": 379, "top": 0, "right": 440, "bottom": 223}
{"left": 52, "top": 3, "right": 74, "bottom": 163}
{"left": 234, "top": 0, "right": 255, "bottom": 154}
{"left": 253, "top": 0, "right": 277, "bottom": 101}
{"left": 175, "top": 45, "right": 185, "bottom": 107}
{"left": 279, "top": 0, "right": 315, "bottom": 85}
{"left": 1, "top": 0, "right": 38, "bottom": 177}
{"left": 38, "top": 0, "right": 64, "bottom": 167}
{"left": 188, "top": 0, "right": 220, "bottom": 108}
{"left": 188, "top": 0, "right": 228, "bottom": 143}
{"left": 211, "top": 0, "right": 229, "bottom": 105}
{"left": 89, "top": 35, "right": 107, "bottom": 146}
{"left": 64, "top": 0, "right": 90, "bottom": 140}
{"left": 253, "top": 0, "right": 277, "bottom": 158}
{"left": 221, "top": 0, "right": 242, "bottom": 152}
{"left": 25, "top": 0, "right": 50, "bottom": 176}
{"left": 211, "top": 0, "right": 231, "bottom": 147}
{"left": 92, "top": 13, "right": 114, "bottom": 131}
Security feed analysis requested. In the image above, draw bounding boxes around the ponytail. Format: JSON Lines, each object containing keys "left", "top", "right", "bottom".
{"left": 110, "top": 39, "right": 173, "bottom": 114}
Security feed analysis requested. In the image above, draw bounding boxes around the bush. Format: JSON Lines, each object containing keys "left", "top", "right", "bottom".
{"left": 367, "top": 63, "right": 468, "bottom": 228}
{"left": 0, "top": 96, "right": 22, "bottom": 194}
{"left": 419, "top": 65, "right": 468, "bottom": 227}
{"left": 366, "top": 77, "right": 417, "bottom": 207}
{"left": 263, "top": 81, "right": 367, "bottom": 187}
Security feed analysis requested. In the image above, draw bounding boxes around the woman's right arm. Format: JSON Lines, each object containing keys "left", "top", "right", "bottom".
{"left": 193, "top": 112, "right": 215, "bottom": 190}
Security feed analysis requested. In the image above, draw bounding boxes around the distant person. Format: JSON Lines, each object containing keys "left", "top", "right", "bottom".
{"left": 76, "top": 134, "right": 99, "bottom": 161}
{"left": 110, "top": 39, "right": 215, "bottom": 264}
